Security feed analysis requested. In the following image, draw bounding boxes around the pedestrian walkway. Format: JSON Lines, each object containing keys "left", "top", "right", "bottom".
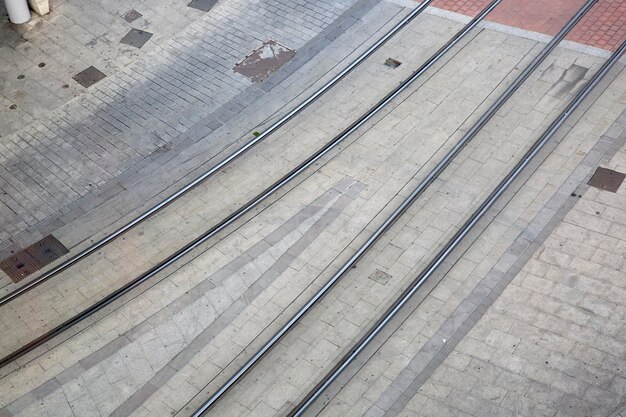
{"left": 0, "top": 0, "right": 374, "bottom": 251}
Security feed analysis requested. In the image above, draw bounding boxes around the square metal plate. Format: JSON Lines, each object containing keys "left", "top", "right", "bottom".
{"left": 0, "top": 251, "right": 42, "bottom": 283}
{"left": 25, "top": 234, "right": 69, "bottom": 266}
{"left": 588, "top": 167, "right": 625, "bottom": 193}
{"left": 369, "top": 269, "right": 392, "bottom": 284}
{"left": 73, "top": 66, "right": 107, "bottom": 88}
{"left": 123, "top": 9, "right": 142, "bottom": 23}
{"left": 187, "top": 0, "right": 217, "bottom": 11}
{"left": 120, "top": 28, "right": 153, "bottom": 49}
{"left": 234, "top": 40, "right": 296, "bottom": 83}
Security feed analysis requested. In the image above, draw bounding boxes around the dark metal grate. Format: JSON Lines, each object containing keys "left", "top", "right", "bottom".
{"left": 0, "top": 252, "right": 42, "bottom": 283}
{"left": 120, "top": 28, "right": 153, "bottom": 49}
{"left": 187, "top": 0, "right": 217, "bottom": 11}
{"left": 123, "top": 9, "right": 142, "bottom": 23}
{"left": 25, "top": 234, "right": 69, "bottom": 266}
{"left": 73, "top": 66, "right": 107, "bottom": 88}
{"left": 0, "top": 235, "right": 68, "bottom": 283}
{"left": 588, "top": 167, "right": 625, "bottom": 193}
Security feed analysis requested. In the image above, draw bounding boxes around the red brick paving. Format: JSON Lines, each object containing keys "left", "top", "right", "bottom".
{"left": 429, "top": 0, "right": 626, "bottom": 51}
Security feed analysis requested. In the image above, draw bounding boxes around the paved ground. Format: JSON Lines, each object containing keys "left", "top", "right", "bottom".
{"left": 433, "top": 0, "right": 626, "bottom": 51}
{"left": 0, "top": 1, "right": 625, "bottom": 417}
{"left": 0, "top": 0, "right": 368, "bottom": 249}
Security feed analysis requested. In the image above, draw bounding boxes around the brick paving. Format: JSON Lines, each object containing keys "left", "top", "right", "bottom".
{"left": 0, "top": 0, "right": 365, "bottom": 249}
{"left": 432, "top": 0, "right": 626, "bottom": 51}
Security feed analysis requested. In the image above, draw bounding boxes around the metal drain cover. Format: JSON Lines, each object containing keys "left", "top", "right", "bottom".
{"left": 123, "top": 9, "right": 142, "bottom": 23}
{"left": 73, "top": 66, "right": 107, "bottom": 88}
{"left": 369, "top": 269, "right": 392, "bottom": 284}
{"left": 188, "top": 0, "right": 217, "bottom": 11}
{"left": 120, "top": 28, "right": 153, "bottom": 49}
{"left": 0, "top": 234, "right": 68, "bottom": 283}
{"left": 0, "top": 251, "right": 41, "bottom": 283}
{"left": 234, "top": 40, "right": 296, "bottom": 83}
{"left": 26, "top": 234, "right": 69, "bottom": 265}
{"left": 588, "top": 167, "right": 625, "bottom": 193}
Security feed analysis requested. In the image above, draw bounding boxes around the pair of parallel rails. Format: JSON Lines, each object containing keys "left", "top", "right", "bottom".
{"left": 2, "top": 0, "right": 624, "bottom": 416}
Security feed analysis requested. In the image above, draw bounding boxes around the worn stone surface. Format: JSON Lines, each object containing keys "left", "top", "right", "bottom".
{"left": 0, "top": 1, "right": 625, "bottom": 417}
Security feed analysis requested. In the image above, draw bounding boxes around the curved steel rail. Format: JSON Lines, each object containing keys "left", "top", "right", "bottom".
{"left": 0, "top": 0, "right": 442, "bottom": 369}
{"left": 290, "top": 33, "right": 625, "bottom": 417}
{"left": 190, "top": 0, "right": 598, "bottom": 414}
{"left": 0, "top": 0, "right": 434, "bottom": 307}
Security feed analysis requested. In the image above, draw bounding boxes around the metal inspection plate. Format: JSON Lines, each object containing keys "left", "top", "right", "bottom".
{"left": 0, "top": 251, "right": 41, "bottom": 283}
{"left": 369, "top": 269, "right": 392, "bottom": 284}
{"left": 588, "top": 167, "right": 625, "bottom": 193}
{"left": 120, "top": 28, "right": 153, "bottom": 49}
{"left": 73, "top": 66, "right": 107, "bottom": 88}
{"left": 25, "top": 234, "right": 69, "bottom": 266}
{"left": 187, "top": 0, "right": 217, "bottom": 11}
{"left": 234, "top": 40, "right": 296, "bottom": 83}
{"left": 123, "top": 9, "right": 142, "bottom": 23}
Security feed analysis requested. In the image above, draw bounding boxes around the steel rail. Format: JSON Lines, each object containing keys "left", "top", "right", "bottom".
{"left": 0, "top": 0, "right": 434, "bottom": 307}
{"left": 0, "top": 0, "right": 460, "bottom": 369}
{"left": 290, "top": 34, "right": 626, "bottom": 417}
{"left": 190, "top": 0, "right": 598, "bottom": 414}
{"left": 190, "top": 1, "right": 507, "bottom": 415}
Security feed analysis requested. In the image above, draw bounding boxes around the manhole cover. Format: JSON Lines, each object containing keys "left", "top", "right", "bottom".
{"left": 188, "top": 0, "right": 217, "bottom": 11}
{"left": 120, "top": 28, "right": 153, "bottom": 49}
{"left": 234, "top": 40, "right": 296, "bottom": 83}
{"left": 0, "top": 251, "right": 41, "bottom": 283}
{"left": 25, "top": 234, "right": 69, "bottom": 265}
{"left": 73, "top": 66, "right": 107, "bottom": 88}
{"left": 123, "top": 9, "right": 142, "bottom": 23}
{"left": 588, "top": 167, "right": 625, "bottom": 193}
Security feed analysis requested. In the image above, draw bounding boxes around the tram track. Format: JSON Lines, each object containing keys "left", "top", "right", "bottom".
{"left": 186, "top": 0, "right": 604, "bottom": 415}
{"left": 0, "top": 0, "right": 481, "bottom": 369}
{"left": 290, "top": 32, "right": 626, "bottom": 417}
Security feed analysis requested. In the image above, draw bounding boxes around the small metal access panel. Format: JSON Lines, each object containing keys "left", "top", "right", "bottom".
{"left": 123, "top": 9, "right": 142, "bottom": 23}
{"left": 0, "top": 251, "right": 41, "bottom": 283}
{"left": 0, "top": 235, "right": 68, "bottom": 283}
{"left": 73, "top": 66, "right": 107, "bottom": 88}
{"left": 188, "top": 0, "right": 217, "bottom": 11}
{"left": 234, "top": 40, "right": 296, "bottom": 83}
{"left": 588, "top": 167, "right": 626, "bottom": 193}
{"left": 120, "top": 28, "right": 153, "bottom": 49}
